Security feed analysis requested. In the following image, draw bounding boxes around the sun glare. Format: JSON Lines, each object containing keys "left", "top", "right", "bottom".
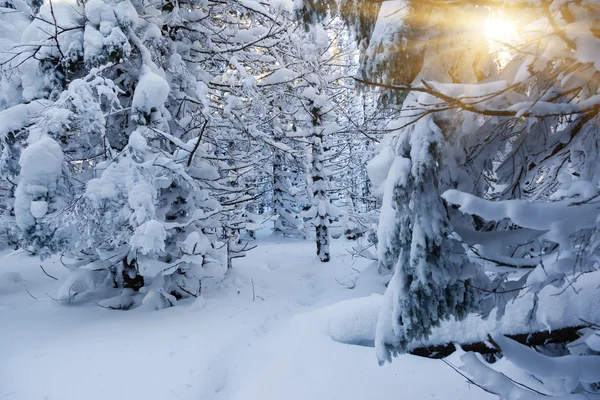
{"left": 483, "top": 15, "right": 519, "bottom": 68}
{"left": 484, "top": 15, "right": 518, "bottom": 43}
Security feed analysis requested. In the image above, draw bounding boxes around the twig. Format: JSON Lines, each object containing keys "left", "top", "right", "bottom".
{"left": 59, "top": 254, "right": 71, "bottom": 268}
{"left": 438, "top": 357, "right": 495, "bottom": 395}
{"left": 40, "top": 265, "right": 58, "bottom": 280}
{"left": 177, "top": 284, "right": 198, "bottom": 298}
{"left": 220, "top": 190, "right": 267, "bottom": 206}
{"left": 45, "top": 291, "right": 62, "bottom": 303}
{"left": 251, "top": 278, "right": 255, "bottom": 302}
{"left": 578, "top": 318, "right": 600, "bottom": 329}
{"left": 335, "top": 278, "right": 356, "bottom": 289}
{"left": 94, "top": 301, "right": 132, "bottom": 310}
{"left": 23, "top": 284, "right": 37, "bottom": 300}
{"left": 187, "top": 120, "right": 208, "bottom": 167}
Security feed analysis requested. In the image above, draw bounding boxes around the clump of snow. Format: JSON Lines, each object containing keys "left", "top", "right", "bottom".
{"left": 127, "top": 181, "right": 156, "bottom": 225}
{"left": 313, "top": 93, "right": 328, "bottom": 108}
{"left": 97, "top": 294, "right": 135, "bottom": 310}
{"left": 85, "top": 0, "right": 117, "bottom": 26}
{"left": 301, "top": 87, "right": 317, "bottom": 100}
{"left": 132, "top": 67, "right": 170, "bottom": 120}
{"left": 178, "top": 231, "right": 211, "bottom": 255}
{"left": 566, "top": 179, "right": 597, "bottom": 200}
{"left": 311, "top": 23, "right": 329, "bottom": 51}
{"left": 442, "top": 189, "right": 598, "bottom": 247}
{"left": 366, "top": 146, "right": 396, "bottom": 190}
{"left": 130, "top": 220, "right": 166, "bottom": 255}
{"left": 19, "top": 137, "right": 64, "bottom": 182}
{"left": 19, "top": 2, "right": 84, "bottom": 100}
{"left": 237, "top": 0, "right": 269, "bottom": 16}
{"left": 84, "top": 25, "right": 104, "bottom": 52}
{"left": 112, "top": 0, "right": 138, "bottom": 28}
{"left": 143, "top": 23, "right": 162, "bottom": 42}
{"left": 262, "top": 68, "right": 296, "bottom": 84}
{"left": 14, "top": 137, "right": 64, "bottom": 230}
{"left": 0, "top": 102, "right": 48, "bottom": 138}
{"left": 493, "top": 333, "right": 600, "bottom": 391}
{"left": 128, "top": 129, "right": 148, "bottom": 152}
{"left": 30, "top": 200, "right": 49, "bottom": 219}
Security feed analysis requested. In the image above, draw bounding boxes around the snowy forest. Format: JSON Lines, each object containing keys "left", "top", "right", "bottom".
{"left": 1, "top": 0, "right": 599, "bottom": 398}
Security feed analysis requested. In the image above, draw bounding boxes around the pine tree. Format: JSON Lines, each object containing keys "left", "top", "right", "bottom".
{"left": 305, "top": 91, "right": 334, "bottom": 262}
{"left": 272, "top": 132, "right": 305, "bottom": 237}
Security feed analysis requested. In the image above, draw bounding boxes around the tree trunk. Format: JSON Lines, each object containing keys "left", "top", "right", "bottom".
{"left": 316, "top": 224, "right": 330, "bottom": 262}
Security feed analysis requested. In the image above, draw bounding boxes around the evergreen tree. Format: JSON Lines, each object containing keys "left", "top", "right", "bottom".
{"left": 304, "top": 88, "right": 336, "bottom": 262}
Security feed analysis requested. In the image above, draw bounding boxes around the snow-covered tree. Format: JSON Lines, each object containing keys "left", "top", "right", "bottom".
{"left": 2, "top": 0, "right": 309, "bottom": 308}
{"left": 3, "top": 0, "right": 380, "bottom": 306}
{"left": 272, "top": 128, "right": 306, "bottom": 237}
{"left": 303, "top": 86, "right": 337, "bottom": 262}
{"left": 340, "top": 3, "right": 489, "bottom": 358}
{"left": 301, "top": 0, "right": 600, "bottom": 397}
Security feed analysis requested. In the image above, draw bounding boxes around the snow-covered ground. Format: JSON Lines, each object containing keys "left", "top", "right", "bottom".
{"left": 0, "top": 232, "right": 491, "bottom": 400}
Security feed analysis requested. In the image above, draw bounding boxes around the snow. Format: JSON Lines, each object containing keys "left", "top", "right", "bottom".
{"left": 428, "top": 81, "right": 509, "bottom": 98}
{"left": 112, "top": 0, "right": 138, "bottom": 28}
{"left": 312, "top": 23, "right": 329, "bottom": 51}
{"left": 84, "top": 25, "right": 105, "bottom": 62}
{"left": 0, "top": 271, "right": 23, "bottom": 286}
{"left": 364, "top": 0, "right": 407, "bottom": 72}
{"left": 29, "top": 200, "right": 49, "bottom": 218}
{"left": 329, "top": 268, "right": 600, "bottom": 350}
{"left": 0, "top": 102, "right": 48, "bottom": 137}
{"left": 442, "top": 189, "right": 599, "bottom": 247}
{"left": 262, "top": 68, "right": 296, "bottom": 84}
{"left": 459, "top": 352, "right": 551, "bottom": 400}
{"left": 0, "top": 234, "right": 493, "bottom": 400}
{"left": 492, "top": 333, "right": 600, "bottom": 390}
{"left": 132, "top": 67, "right": 170, "bottom": 117}
{"left": 237, "top": 0, "right": 270, "bottom": 17}
{"left": 14, "top": 137, "right": 64, "bottom": 230}
{"left": 270, "top": 0, "right": 293, "bottom": 12}
{"left": 130, "top": 219, "right": 167, "bottom": 256}
{"left": 19, "top": 1, "right": 83, "bottom": 100}
{"left": 178, "top": 231, "right": 211, "bottom": 254}
{"left": 366, "top": 147, "right": 406, "bottom": 190}
{"left": 301, "top": 86, "right": 317, "bottom": 100}
{"left": 128, "top": 128, "right": 149, "bottom": 152}
{"left": 85, "top": 0, "right": 117, "bottom": 26}
{"left": 328, "top": 295, "right": 382, "bottom": 346}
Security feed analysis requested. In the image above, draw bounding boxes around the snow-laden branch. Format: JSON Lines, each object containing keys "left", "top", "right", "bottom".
{"left": 355, "top": 77, "right": 600, "bottom": 118}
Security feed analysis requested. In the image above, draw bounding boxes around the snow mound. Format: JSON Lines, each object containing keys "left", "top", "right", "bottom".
{"left": 328, "top": 295, "right": 380, "bottom": 346}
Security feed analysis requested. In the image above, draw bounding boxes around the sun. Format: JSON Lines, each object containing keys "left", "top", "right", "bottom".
{"left": 484, "top": 15, "right": 518, "bottom": 43}
{"left": 483, "top": 14, "right": 519, "bottom": 68}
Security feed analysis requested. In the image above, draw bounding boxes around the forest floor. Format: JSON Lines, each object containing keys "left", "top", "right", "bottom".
{"left": 0, "top": 230, "right": 492, "bottom": 400}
